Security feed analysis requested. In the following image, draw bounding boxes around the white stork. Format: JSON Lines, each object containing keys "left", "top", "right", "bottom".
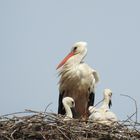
{"left": 89, "top": 89, "right": 118, "bottom": 125}
{"left": 56, "top": 41, "right": 99, "bottom": 119}
{"left": 62, "top": 97, "right": 75, "bottom": 120}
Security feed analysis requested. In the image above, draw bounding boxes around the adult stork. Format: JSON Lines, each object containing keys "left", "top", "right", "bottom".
{"left": 89, "top": 89, "right": 118, "bottom": 125}
{"left": 56, "top": 41, "right": 99, "bottom": 119}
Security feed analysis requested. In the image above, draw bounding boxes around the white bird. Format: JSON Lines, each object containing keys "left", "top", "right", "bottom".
{"left": 57, "top": 41, "right": 99, "bottom": 119}
{"left": 62, "top": 97, "right": 75, "bottom": 120}
{"left": 89, "top": 89, "right": 117, "bottom": 125}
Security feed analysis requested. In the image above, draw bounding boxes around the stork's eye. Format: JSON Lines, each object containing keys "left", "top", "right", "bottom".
{"left": 73, "top": 46, "right": 77, "bottom": 51}
{"left": 71, "top": 101, "right": 75, "bottom": 106}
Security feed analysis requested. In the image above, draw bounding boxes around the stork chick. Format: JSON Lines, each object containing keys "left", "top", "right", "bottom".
{"left": 62, "top": 97, "right": 75, "bottom": 120}
{"left": 89, "top": 89, "right": 117, "bottom": 125}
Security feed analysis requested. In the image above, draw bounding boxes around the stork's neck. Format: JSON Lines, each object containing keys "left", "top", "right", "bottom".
{"left": 101, "top": 97, "right": 110, "bottom": 109}
{"left": 64, "top": 103, "right": 73, "bottom": 118}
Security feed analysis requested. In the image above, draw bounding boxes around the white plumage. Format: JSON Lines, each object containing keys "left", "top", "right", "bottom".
{"left": 57, "top": 42, "right": 99, "bottom": 119}
{"left": 89, "top": 89, "right": 117, "bottom": 125}
{"left": 62, "top": 97, "right": 75, "bottom": 120}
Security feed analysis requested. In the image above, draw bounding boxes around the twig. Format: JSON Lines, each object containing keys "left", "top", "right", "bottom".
{"left": 126, "top": 115, "right": 140, "bottom": 133}
{"left": 0, "top": 111, "right": 30, "bottom": 118}
{"left": 89, "top": 99, "right": 104, "bottom": 114}
{"left": 94, "top": 99, "right": 104, "bottom": 107}
{"left": 11, "top": 129, "right": 17, "bottom": 140}
{"left": 40, "top": 132, "right": 47, "bottom": 140}
{"left": 57, "top": 126, "right": 71, "bottom": 140}
{"left": 121, "top": 112, "right": 136, "bottom": 125}
{"left": 24, "top": 109, "right": 42, "bottom": 114}
{"left": 44, "top": 102, "right": 53, "bottom": 113}
{"left": 120, "top": 94, "right": 138, "bottom": 123}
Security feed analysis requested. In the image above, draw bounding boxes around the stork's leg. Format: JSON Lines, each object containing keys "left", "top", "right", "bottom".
{"left": 58, "top": 91, "right": 65, "bottom": 115}
{"left": 88, "top": 92, "right": 95, "bottom": 107}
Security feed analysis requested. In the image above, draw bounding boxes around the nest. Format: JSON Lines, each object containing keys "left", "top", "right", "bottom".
{"left": 0, "top": 110, "right": 140, "bottom": 140}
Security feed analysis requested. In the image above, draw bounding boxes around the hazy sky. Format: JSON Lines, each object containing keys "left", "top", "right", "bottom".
{"left": 0, "top": 0, "right": 140, "bottom": 121}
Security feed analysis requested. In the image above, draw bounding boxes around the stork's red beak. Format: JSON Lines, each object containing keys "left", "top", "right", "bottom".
{"left": 56, "top": 51, "right": 74, "bottom": 69}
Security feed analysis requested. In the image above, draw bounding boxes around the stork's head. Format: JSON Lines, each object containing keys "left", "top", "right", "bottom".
{"left": 104, "top": 88, "right": 112, "bottom": 108}
{"left": 104, "top": 89, "right": 112, "bottom": 97}
{"left": 71, "top": 41, "right": 87, "bottom": 55}
{"left": 56, "top": 41, "right": 87, "bottom": 69}
{"left": 62, "top": 97, "right": 75, "bottom": 108}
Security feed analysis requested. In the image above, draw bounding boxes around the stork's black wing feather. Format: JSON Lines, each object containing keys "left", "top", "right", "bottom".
{"left": 58, "top": 91, "right": 65, "bottom": 115}
{"left": 88, "top": 92, "right": 95, "bottom": 107}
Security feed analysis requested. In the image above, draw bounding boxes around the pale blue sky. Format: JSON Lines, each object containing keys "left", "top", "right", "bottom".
{"left": 0, "top": 0, "right": 140, "bottom": 121}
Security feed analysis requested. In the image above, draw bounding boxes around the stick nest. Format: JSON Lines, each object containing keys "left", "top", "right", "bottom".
{"left": 0, "top": 110, "right": 140, "bottom": 140}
